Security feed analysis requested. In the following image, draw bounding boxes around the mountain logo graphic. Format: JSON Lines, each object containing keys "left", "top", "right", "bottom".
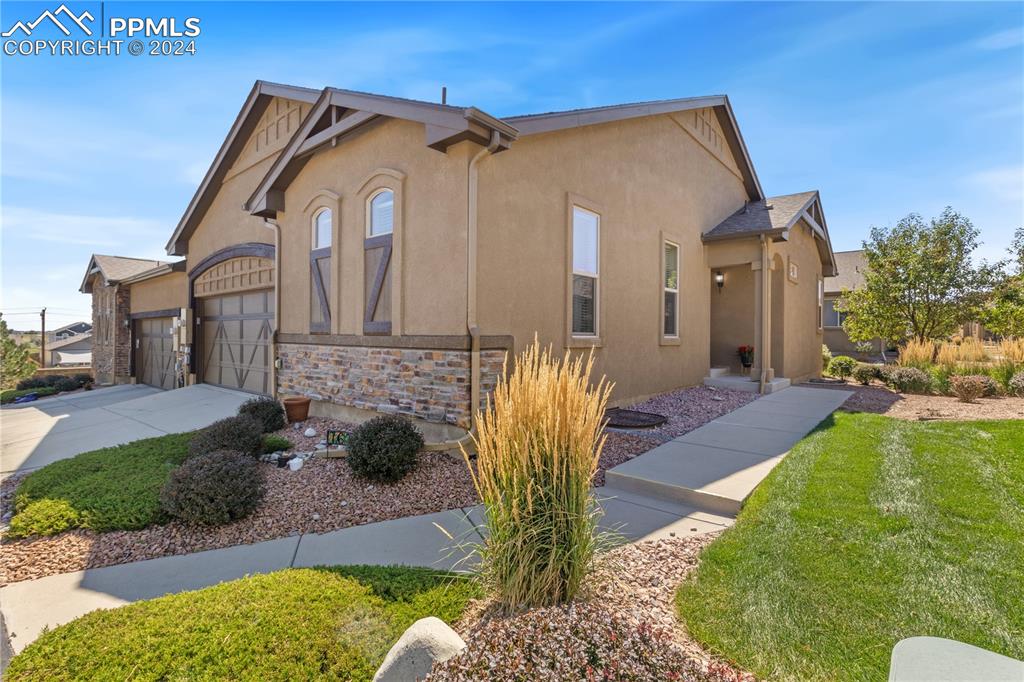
{"left": 2, "top": 4, "right": 95, "bottom": 37}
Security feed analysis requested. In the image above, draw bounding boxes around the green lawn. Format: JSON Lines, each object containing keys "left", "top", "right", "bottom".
{"left": 676, "top": 412, "right": 1024, "bottom": 681}
{"left": 6, "top": 565, "right": 479, "bottom": 681}
{"left": 12, "top": 433, "right": 193, "bottom": 535}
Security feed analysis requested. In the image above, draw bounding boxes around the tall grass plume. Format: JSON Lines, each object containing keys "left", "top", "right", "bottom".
{"left": 899, "top": 339, "right": 935, "bottom": 368}
{"left": 463, "top": 338, "right": 612, "bottom": 611}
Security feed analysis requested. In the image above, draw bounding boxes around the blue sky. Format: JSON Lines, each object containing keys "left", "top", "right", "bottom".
{"left": 1, "top": 1, "right": 1022, "bottom": 328}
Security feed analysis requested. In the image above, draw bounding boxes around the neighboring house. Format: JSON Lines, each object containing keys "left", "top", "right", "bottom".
{"left": 79, "top": 255, "right": 188, "bottom": 386}
{"left": 48, "top": 321, "right": 92, "bottom": 342}
{"left": 158, "top": 81, "right": 838, "bottom": 427}
{"left": 822, "top": 249, "right": 881, "bottom": 356}
{"left": 47, "top": 332, "right": 92, "bottom": 367}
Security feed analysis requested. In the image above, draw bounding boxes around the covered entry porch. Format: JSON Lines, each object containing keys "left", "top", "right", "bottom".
{"left": 701, "top": 192, "right": 837, "bottom": 393}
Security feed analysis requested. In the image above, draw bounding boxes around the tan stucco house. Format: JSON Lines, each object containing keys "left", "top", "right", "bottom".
{"left": 152, "top": 80, "right": 839, "bottom": 427}
{"left": 80, "top": 255, "right": 188, "bottom": 387}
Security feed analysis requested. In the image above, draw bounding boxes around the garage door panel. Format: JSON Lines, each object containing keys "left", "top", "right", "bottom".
{"left": 136, "top": 317, "right": 176, "bottom": 390}
{"left": 199, "top": 290, "right": 273, "bottom": 395}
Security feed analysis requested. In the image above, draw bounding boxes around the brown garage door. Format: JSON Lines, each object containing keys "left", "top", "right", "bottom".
{"left": 199, "top": 290, "right": 273, "bottom": 395}
{"left": 135, "top": 317, "right": 176, "bottom": 390}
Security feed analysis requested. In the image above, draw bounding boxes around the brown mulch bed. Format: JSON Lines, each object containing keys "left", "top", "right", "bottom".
{"left": 803, "top": 381, "right": 1024, "bottom": 421}
{"left": 433, "top": 534, "right": 752, "bottom": 681}
{"left": 0, "top": 419, "right": 479, "bottom": 585}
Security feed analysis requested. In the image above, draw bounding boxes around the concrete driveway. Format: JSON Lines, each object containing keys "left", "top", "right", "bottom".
{"left": 1, "top": 384, "right": 253, "bottom": 474}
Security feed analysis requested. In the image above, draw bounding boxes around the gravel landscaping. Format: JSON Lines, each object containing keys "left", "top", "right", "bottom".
{"left": 1, "top": 418, "right": 478, "bottom": 585}
{"left": 803, "top": 382, "right": 1024, "bottom": 420}
{"left": 433, "top": 535, "right": 752, "bottom": 681}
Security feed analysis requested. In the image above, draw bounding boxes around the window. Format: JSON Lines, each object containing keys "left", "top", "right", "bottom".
{"left": 663, "top": 241, "right": 679, "bottom": 337}
{"left": 572, "top": 207, "right": 599, "bottom": 336}
{"left": 817, "top": 277, "right": 824, "bottom": 330}
{"left": 823, "top": 297, "right": 846, "bottom": 328}
{"left": 310, "top": 209, "right": 332, "bottom": 333}
{"left": 369, "top": 190, "right": 394, "bottom": 236}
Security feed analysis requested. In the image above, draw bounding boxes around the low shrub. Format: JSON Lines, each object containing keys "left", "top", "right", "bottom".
{"left": 950, "top": 375, "right": 986, "bottom": 403}
{"left": 7, "top": 499, "right": 82, "bottom": 539}
{"left": 188, "top": 415, "right": 264, "bottom": 458}
{"left": 160, "top": 450, "right": 263, "bottom": 526}
{"left": 1010, "top": 371, "right": 1024, "bottom": 397}
{"left": 852, "top": 364, "right": 877, "bottom": 386}
{"left": 822, "top": 344, "right": 832, "bottom": 369}
{"left": 238, "top": 397, "right": 286, "bottom": 433}
{"left": 978, "top": 374, "right": 999, "bottom": 397}
{"left": 346, "top": 415, "right": 424, "bottom": 483}
{"left": 13, "top": 432, "right": 193, "bottom": 533}
{"left": 991, "top": 360, "right": 1019, "bottom": 394}
{"left": 72, "top": 373, "right": 93, "bottom": 386}
{"left": 828, "top": 355, "right": 857, "bottom": 380}
{"left": 262, "top": 434, "right": 293, "bottom": 454}
{"left": 1, "top": 386, "right": 59, "bottom": 404}
{"left": 887, "top": 367, "right": 933, "bottom": 394}
{"left": 52, "top": 377, "right": 80, "bottom": 393}
{"left": 930, "top": 364, "right": 955, "bottom": 395}
{"left": 15, "top": 377, "right": 49, "bottom": 390}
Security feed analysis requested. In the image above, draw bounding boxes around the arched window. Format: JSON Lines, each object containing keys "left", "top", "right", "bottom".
{"left": 369, "top": 190, "right": 394, "bottom": 236}
{"left": 310, "top": 208, "right": 332, "bottom": 333}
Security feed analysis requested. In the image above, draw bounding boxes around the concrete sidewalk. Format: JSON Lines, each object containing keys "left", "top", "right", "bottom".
{"left": 605, "top": 385, "right": 853, "bottom": 515}
{"left": 1, "top": 384, "right": 252, "bottom": 474}
{"left": 0, "top": 490, "right": 732, "bottom": 654}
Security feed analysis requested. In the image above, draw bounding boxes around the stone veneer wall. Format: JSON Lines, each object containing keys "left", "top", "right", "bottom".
{"left": 91, "top": 284, "right": 131, "bottom": 384}
{"left": 277, "top": 343, "right": 507, "bottom": 427}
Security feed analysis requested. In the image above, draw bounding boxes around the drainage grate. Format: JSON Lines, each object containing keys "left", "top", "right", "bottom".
{"left": 604, "top": 408, "right": 667, "bottom": 429}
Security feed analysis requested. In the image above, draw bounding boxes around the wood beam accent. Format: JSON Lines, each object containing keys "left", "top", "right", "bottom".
{"left": 296, "top": 110, "right": 378, "bottom": 158}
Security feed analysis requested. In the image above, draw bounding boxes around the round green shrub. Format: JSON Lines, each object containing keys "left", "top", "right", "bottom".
{"left": 72, "top": 373, "right": 94, "bottom": 386}
{"left": 1009, "top": 372, "right": 1024, "bottom": 397}
{"left": 52, "top": 377, "right": 79, "bottom": 393}
{"left": 346, "top": 415, "right": 424, "bottom": 484}
{"left": 262, "top": 434, "right": 294, "bottom": 454}
{"left": 8, "top": 499, "right": 82, "bottom": 539}
{"left": 828, "top": 355, "right": 857, "bottom": 379}
{"left": 160, "top": 451, "right": 263, "bottom": 525}
{"left": 949, "top": 375, "right": 986, "bottom": 403}
{"left": 238, "top": 397, "right": 286, "bottom": 433}
{"left": 822, "top": 344, "right": 833, "bottom": 368}
{"left": 15, "top": 377, "right": 48, "bottom": 390}
{"left": 887, "top": 367, "right": 933, "bottom": 394}
{"left": 852, "top": 363, "right": 878, "bottom": 386}
{"left": 188, "top": 415, "right": 264, "bottom": 458}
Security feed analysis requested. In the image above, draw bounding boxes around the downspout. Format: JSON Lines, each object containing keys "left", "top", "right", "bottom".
{"left": 419, "top": 130, "right": 504, "bottom": 453}
{"left": 264, "top": 217, "right": 282, "bottom": 399}
{"left": 759, "top": 234, "right": 770, "bottom": 394}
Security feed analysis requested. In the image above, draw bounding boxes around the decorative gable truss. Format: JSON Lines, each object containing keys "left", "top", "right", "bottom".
{"left": 245, "top": 88, "right": 519, "bottom": 219}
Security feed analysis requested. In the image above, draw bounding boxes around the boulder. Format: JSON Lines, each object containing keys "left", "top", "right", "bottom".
{"left": 372, "top": 617, "right": 466, "bottom": 682}
{"left": 303, "top": 427, "right": 317, "bottom": 438}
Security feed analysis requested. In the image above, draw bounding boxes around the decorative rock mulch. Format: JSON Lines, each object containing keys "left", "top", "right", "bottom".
{"left": 0, "top": 419, "right": 479, "bottom": 585}
{"left": 432, "top": 535, "right": 753, "bottom": 681}
{"left": 803, "top": 382, "right": 1024, "bottom": 421}
{"left": 622, "top": 386, "right": 759, "bottom": 442}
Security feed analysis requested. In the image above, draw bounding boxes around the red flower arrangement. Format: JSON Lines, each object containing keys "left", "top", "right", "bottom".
{"left": 737, "top": 345, "right": 755, "bottom": 367}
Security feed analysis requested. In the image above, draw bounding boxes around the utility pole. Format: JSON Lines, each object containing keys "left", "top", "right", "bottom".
{"left": 39, "top": 307, "right": 46, "bottom": 368}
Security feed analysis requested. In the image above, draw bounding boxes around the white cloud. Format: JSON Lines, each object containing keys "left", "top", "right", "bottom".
{"left": 974, "top": 27, "right": 1024, "bottom": 51}
{"left": 966, "top": 165, "right": 1024, "bottom": 203}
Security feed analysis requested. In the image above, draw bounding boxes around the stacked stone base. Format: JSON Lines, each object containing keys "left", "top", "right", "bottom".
{"left": 277, "top": 343, "right": 506, "bottom": 428}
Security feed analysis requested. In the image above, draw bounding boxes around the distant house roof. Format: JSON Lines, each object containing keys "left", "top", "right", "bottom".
{"left": 702, "top": 190, "right": 837, "bottom": 276}
{"left": 48, "top": 332, "right": 92, "bottom": 351}
{"left": 825, "top": 250, "right": 868, "bottom": 293}
{"left": 52, "top": 321, "right": 91, "bottom": 335}
{"left": 80, "top": 255, "right": 171, "bottom": 293}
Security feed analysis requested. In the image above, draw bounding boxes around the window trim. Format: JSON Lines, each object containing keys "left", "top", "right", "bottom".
{"left": 817, "top": 276, "right": 824, "bottom": 332}
{"left": 566, "top": 194, "right": 603, "bottom": 347}
{"left": 662, "top": 238, "right": 681, "bottom": 342}
{"left": 309, "top": 207, "right": 333, "bottom": 334}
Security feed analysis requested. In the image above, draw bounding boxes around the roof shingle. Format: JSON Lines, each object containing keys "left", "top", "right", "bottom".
{"left": 702, "top": 191, "right": 818, "bottom": 241}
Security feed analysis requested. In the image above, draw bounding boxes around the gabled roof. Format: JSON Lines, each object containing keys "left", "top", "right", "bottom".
{"left": 245, "top": 87, "right": 518, "bottom": 218}
{"left": 52, "top": 321, "right": 91, "bottom": 335}
{"left": 48, "top": 332, "right": 92, "bottom": 351}
{"left": 119, "top": 260, "right": 186, "bottom": 285}
{"left": 702, "top": 190, "right": 838, "bottom": 276}
{"left": 505, "top": 95, "right": 763, "bottom": 200}
{"left": 165, "top": 81, "right": 321, "bottom": 256}
{"left": 825, "top": 250, "right": 868, "bottom": 293}
{"left": 79, "top": 255, "right": 168, "bottom": 293}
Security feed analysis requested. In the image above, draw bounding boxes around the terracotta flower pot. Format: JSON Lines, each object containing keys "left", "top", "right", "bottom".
{"left": 283, "top": 396, "right": 311, "bottom": 423}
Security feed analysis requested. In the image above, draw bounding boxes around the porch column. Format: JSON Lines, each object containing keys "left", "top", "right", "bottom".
{"left": 750, "top": 260, "right": 774, "bottom": 382}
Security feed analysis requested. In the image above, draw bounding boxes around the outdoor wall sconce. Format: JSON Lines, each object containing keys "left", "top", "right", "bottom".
{"left": 715, "top": 271, "right": 725, "bottom": 291}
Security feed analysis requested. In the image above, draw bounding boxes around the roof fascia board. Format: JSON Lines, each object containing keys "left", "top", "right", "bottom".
{"left": 165, "top": 81, "right": 320, "bottom": 256}
{"left": 78, "top": 256, "right": 100, "bottom": 293}
{"left": 295, "top": 110, "right": 379, "bottom": 158}
{"left": 701, "top": 227, "right": 788, "bottom": 244}
{"left": 505, "top": 96, "right": 726, "bottom": 135}
{"left": 712, "top": 98, "right": 764, "bottom": 200}
{"left": 119, "top": 260, "right": 186, "bottom": 285}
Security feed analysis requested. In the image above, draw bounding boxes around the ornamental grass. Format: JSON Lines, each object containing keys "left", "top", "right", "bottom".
{"left": 899, "top": 338, "right": 935, "bottom": 368}
{"left": 464, "top": 339, "right": 612, "bottom": 611}
{"left": 936, "top": 337, "right": 990, "bottom": 365}
{"left": 996, "top": 338, "right": 1024, "bottom": 364}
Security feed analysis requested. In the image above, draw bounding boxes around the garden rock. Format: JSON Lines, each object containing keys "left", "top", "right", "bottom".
{"left": 304, "top": 427, "right": 317, "bottom": 438}
{"left": 288, "top": 458, "right": 304, "bottom": 472}
{"left": 372, "top": 617, "right": 466, "bottom": 682}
